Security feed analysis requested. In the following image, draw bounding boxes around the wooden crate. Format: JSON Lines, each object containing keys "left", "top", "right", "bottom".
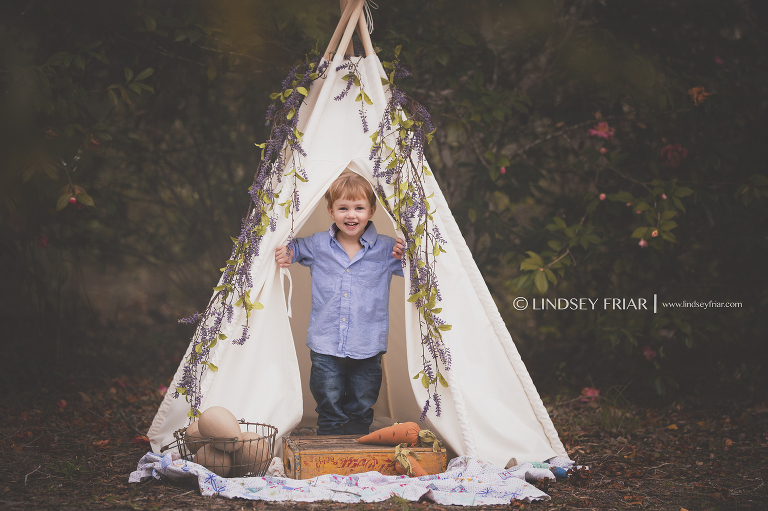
{"left": 282, "top": 434, "right": 447, "bottom": 479}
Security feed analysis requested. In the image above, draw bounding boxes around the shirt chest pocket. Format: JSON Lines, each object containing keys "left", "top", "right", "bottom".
{"left": 357, "top": 261, "right": 386, "bottom": 288}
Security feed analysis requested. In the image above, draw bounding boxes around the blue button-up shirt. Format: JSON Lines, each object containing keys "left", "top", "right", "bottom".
{"left": 290, "top": 222, "right": 404, "bottom": 359}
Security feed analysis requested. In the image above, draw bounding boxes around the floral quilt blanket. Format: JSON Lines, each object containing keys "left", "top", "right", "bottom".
{"left": 130, "top": 452, "right": 572, "bottom": 505}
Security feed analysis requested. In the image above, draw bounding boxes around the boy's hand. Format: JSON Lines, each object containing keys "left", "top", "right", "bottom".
{"left": 392, "top": 238, "right": 405, "bottom": 260}
{"left": 275, "top": 246, "right": 293, "bottom": 267}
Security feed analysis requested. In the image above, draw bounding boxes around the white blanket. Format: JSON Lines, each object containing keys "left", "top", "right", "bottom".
{"left": 129, "top": 453, "right": 559, "bottom": 505}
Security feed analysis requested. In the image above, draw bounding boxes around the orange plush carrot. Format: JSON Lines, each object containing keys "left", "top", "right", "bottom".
{"left": 358, "top": 422, "right": 420, "bottom": 446}
{"left": 395, "top": 455, "right": 428, "bottom": 477}
{"left": 393, "top": 443, "right": 428, "bottom": 477}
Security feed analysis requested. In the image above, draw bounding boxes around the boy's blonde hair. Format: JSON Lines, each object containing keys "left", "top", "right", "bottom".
{"left": 325, "top": 170, "right": 376, "bottom": 209}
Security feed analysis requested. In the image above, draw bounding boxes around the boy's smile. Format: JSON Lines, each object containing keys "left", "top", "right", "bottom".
{"left": 328, "top": 196, "right": 375, "bottom": 242}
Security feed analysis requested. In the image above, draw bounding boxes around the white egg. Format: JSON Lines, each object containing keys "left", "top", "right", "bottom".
{"left": 231, "top": 432, "right": 270, "bottom": 477}
{"left": 198, "top": 406, "right": 242, "bottom": 451}
{"left": 194, "top": 442, "right": 232, "bottom": 477}
{"left": 183, "top": 419, "right": 207, "bottom": 455}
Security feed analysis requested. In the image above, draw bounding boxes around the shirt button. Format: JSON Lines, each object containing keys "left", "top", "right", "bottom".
{"left": 346, "top": 268, "right": 350, "bottom": 273}
{"left": 342, "top": 317, "right": 346, "bottom": 322}
{"left": 344, "top": 293, "right": 348, "bottom": 297}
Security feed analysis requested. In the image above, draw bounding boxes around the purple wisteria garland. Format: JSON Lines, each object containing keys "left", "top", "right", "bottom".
{"left": 371, "top": 45, "right": 452, "bottom": 420}
{"left": 175, "top": 45, "right": 452, "bottom": 422}
{"left": 174, "top": 51, "right": 328, "bottom": 419}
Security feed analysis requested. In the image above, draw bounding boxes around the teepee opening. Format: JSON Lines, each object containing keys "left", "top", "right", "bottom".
{"left": 287, "top": 165, "right": 422, "bottom": 428}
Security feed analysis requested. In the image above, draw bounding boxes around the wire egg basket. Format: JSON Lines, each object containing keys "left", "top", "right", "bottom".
{"left": 161, "top": 421, "right": 277, "bottom": 478}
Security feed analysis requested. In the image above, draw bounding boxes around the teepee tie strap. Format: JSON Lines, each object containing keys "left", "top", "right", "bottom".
{"left": 362, "top": 0, "right": 378, "bottom": 35}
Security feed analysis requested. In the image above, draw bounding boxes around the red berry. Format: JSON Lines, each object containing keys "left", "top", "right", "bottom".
{"left": 68, "top": 196, "right": 77, "bottom": 204}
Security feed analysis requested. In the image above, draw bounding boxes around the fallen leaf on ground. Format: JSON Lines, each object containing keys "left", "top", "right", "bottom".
{"left": 93, "top": 439, "right": 111, "bottom": 449}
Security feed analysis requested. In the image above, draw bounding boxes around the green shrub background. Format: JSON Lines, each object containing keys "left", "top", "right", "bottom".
{"left": 1, "top": 0, "right": 766, "bottom": 399}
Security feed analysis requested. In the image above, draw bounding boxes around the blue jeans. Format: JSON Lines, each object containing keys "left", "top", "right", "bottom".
{"left": 309, "top": 350, "right": 383, "bottom": 435}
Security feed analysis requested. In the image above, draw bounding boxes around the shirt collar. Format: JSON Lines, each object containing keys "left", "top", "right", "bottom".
{"left": 328, "top": 221, "right": 378, "bottom": 248}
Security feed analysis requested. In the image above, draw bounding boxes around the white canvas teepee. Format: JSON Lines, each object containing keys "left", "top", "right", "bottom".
{"left": 148, "top": 0, "right": 567, "bottom": 469}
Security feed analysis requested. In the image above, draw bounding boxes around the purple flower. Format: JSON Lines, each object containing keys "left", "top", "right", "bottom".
{"left": 359, "top": 105, "right": 369, "bottom": 132}
{"left": 233, "top": 325, "right": 249, "bottom": 345}
{"left": 419, "top": 399, "right": 430, "bottom": 422}
{"left": 424, "top": 360, "right": 434, "bottom": 381}
{"left": 265, "top": 105, "right": 275, "bottom": 126}
{"left": 335, "top": 72, "right": 355, "bottom": 101}
{"left": 293, "top": 189, "right": 301, "bottom": 212}
{"left": 394, "top": 63, "right": 411, "bottom": 79}
{"left": 179, "top": 312, "right": 201, "bottom": 324}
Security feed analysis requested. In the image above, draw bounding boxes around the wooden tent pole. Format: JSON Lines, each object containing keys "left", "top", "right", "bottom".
{"left": 340, "top": 0, "right": 355, "bottom": 57}
{"left": 332, "top": 0, "right": 366, "bottom": 62}
{"left": 356, "top": 8, "right": 375, "bottom": 57}
{"left": 324, "top": 0, "right": 364, "bottom": 61}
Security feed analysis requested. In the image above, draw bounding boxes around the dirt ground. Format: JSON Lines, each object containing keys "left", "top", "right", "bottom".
{"left": 1, "top": 374, "right": 766, "bottom": 510}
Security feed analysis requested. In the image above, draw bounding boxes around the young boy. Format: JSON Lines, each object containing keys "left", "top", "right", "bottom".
{"left": 275, "top": 171, "right": 405, "bottom": 435}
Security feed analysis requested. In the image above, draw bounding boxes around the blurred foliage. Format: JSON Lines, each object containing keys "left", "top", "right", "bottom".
{"left": 1, "top": 0, "right": 766, "bottom": 398}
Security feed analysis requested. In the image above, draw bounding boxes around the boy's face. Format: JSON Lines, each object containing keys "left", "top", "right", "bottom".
{"left": 328, "top": 196, "right": 375, "bottom": 240}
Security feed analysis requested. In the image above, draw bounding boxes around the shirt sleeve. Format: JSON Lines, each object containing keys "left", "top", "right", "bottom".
{"left": 388, "top": 238, "right": 404, "bottom": 277}
{"left": 291, "top": 235, "right": 315, "bottom": 267}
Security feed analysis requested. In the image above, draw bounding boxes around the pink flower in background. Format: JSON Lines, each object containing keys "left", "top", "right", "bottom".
{"left": 158, "top": 384, "right": 168, "bottom": 396}
{"left": 599, "top": 147, "right": 608, "bottom": 154}
{"left": 661, "top": 143, "right": 688, "bottom": 167}
{"left": 651, "top": 230, "right": 659, "bottom": 237}
{"left": 661, "top": 193, "right": 667, "bottom": 200}
{"left": 639, "top": 239, "right": 648, "bottom": 248}
{"left": 56, "top": 399, "right": 67, "bottom": 409}
{"left": 580, "top": 387, "right": 600, "bottom": 402}
{"left": 589, "top": 122, "right": 614, "bottom": 140}
{"left": 499, "top": 166, "right": 506, "bottom": 175}
{"left": 599, "top": 193, "right": 606, "bottom": 201}
{"left": 636, "top": 210, "right": 642, "bottom": 214}
{"left": 38, "top": 236, "right": 48, "bottom": 248}
{"left": 643, "top": 346, "right": 657, "bottom": 360}
{"left": 715, "top": 56, "right": 724, "bottom": 65}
